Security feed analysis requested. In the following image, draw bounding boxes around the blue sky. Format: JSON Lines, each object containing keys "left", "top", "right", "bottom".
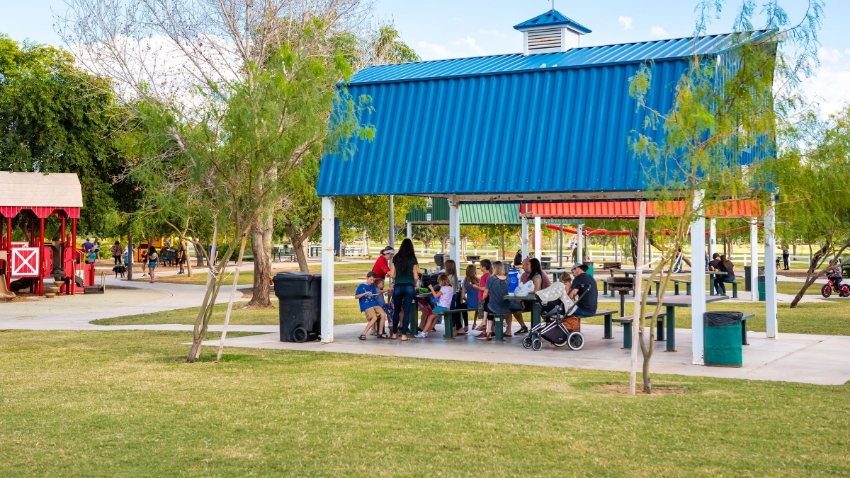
{"left": 3, "top": 0, "right": 849, "bottom": 113}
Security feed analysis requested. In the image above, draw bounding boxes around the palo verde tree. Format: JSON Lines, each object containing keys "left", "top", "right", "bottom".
{"left": 61, "top": 1, "right": 374, "bottom": 361}
{"left": 626, "top": 0, "right": 822, "bottom": 394}
{"left": 59, "top": 0, "right": 374, "bottom": 310}
{"left": 771, "top": 105, "right": 850, "bottom": 306}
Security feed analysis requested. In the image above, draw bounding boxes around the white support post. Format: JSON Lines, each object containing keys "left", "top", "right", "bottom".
{"left": 709, "top": 218, "right": 717, "bottom": 260}
{"left": 629, "top": 201, "right": 647, "bottom": 395}
{"left": 750, "top": 218, "right": 758, "bottom": 302}
{"left": 534, "top": 215, "right": 542, "bottom": 259}
{"left": 321, "top": 197, "right": 335, "bottom": 343}
{"left": 388, "top": 195, "right": 395, "bottom": 248}
{"left": 521, "top": 216, "right": 530, "bottom": 259}
{"left": 577, "top": 224, "right": 584, "bottom": 264}
{"left": 764, "top": 199, "right": 778, "bottom": 338}
{"left": 691, "top": 191, "right": 707, "bottom": 365}
{"left": 406, "top": 221, "right": 412, "bottom": 241}
{"left": 449, "top": 200, "right": 460, "bottom": 265}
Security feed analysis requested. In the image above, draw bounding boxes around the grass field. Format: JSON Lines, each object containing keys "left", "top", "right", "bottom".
{"left": 0, "top": 330, "right": 847, "bottom": 477}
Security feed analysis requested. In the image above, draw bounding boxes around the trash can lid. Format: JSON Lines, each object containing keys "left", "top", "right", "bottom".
{"left": 273, "top": 272, "right": 318, "bottom": 281}
{"left": 704, "top": 311, "right": 743, "bottom": 326}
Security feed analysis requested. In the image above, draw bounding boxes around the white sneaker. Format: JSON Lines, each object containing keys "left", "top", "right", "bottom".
{"left": 416, "top": 332, "right": 427, "bottom": 339}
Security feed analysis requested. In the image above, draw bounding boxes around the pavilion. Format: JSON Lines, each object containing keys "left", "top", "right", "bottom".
{"left": 316, "top": 9, "right": 781, "bottom": 365}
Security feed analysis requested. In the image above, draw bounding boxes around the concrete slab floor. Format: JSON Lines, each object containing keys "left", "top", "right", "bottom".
{"left": 203, "top": 323, "right": 850, "bottom": 386}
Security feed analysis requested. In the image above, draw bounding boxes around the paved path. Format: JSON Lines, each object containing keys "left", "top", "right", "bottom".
{"left": 2, "top": 278, "right": 848, "bottom": 385}
{"left": 202, "top": 323, "right": 850, "bottom": 386}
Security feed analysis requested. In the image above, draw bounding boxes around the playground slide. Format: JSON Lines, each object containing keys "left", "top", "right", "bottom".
{"left": 0, "top": 251, "right": 14, "bottom": 300}
{"left": 0, "top": 274, "right": 14, "bottom": 300}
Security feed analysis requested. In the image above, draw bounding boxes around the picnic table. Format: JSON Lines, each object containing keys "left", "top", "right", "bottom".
{"left": 646, "top": 294, "right": 729, "bottom": 352}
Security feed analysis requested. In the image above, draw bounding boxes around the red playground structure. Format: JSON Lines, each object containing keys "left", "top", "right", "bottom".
{"left": 0, "top": 172, "right": 84, "bottom": 297}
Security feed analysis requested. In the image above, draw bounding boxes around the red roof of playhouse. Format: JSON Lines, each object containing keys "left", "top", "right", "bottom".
{"left": 0, "top": 172, "right": 83, "bottom": 219}
{"left": 519, "top": 200, "right": 761, "bottom": 219}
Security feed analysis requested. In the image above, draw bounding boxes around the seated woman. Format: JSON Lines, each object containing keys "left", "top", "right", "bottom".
{"left": 476, "top": 261, "right": 512, "bottom": 341}
{"left": 715, "top": 255, "right": 736, "bottom": 296}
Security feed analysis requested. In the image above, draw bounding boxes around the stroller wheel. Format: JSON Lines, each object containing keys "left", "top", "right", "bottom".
{"left": 531, "top": 337, "right": 543, "bottom": 351}
{"left": 567, "top": 332, "right": 585, "bottom": 351}
{"left": 522, "top": 336, "right": 533, "bottom": 349}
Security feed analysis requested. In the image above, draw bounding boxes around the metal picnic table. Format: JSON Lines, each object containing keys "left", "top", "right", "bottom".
{"left": 646, "top": 294, "right": 729, "bottom": 352}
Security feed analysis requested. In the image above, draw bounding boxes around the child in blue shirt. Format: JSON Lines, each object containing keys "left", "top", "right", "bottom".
{"left": 355, "top": 272, "right": 388, "bottom": 340}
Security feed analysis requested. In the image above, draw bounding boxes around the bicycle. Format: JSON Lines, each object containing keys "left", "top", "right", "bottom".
{"left": 821, "top": 278, "right": 850, "bottom": 298}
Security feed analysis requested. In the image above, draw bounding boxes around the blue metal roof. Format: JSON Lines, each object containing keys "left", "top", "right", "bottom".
{"left": 318, "top": 32, "right": 777, "bottom": 198}
{"left": 514, "top": 9, "right": 592, "bottom": 34}
{"left": 348, "top": 32, "right": 772, "bottom": 86}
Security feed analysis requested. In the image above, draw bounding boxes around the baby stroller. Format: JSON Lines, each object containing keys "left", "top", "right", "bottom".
{"left": 522, "top": 292, "right": 585, "bottom": 351}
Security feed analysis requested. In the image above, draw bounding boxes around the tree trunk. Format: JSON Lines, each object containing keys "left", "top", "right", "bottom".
{"left": 629, "top": 228, "right": 639, "bottom": 266}
{"left": 193, "top": 242, "right": 205, "bottom": 267}
{"left": 247, "top": 210, "right": 274, "bottom": 308}
{"left": 285, "top": 217, "right": 320, "bottom": 274}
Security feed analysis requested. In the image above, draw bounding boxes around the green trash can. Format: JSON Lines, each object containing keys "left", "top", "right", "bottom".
{"left": 704, "top": 312, "right": 743, "bottom": 367}
{"left": 758, "top": 276, "right": 766, "bottom": 301}
{"left": 584, "top": 261, "right": 595, "bottom": 278}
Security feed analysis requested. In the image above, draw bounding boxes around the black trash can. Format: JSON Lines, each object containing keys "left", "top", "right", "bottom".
{"left": 434, "top": 254, "right": 445, "bottom": 269}
{"left": 273, "top": 273, "right": 322, "bottom": 343}
{"left": 704, "top": 312, "right": 743, "bottom": 367}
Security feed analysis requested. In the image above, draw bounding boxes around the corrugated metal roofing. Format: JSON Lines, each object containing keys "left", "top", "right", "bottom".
{"left": 513, "top": 9, "right": 592, "bottom": 34}
{"left": 460, "top": 203, "right": 522, "bottom": 225}
{"left": 348, "top": 32, "right": 771, "bottom": 85}
{"left": 318, "top": 31, "right": 777, "bottom": 198}
{"left": 406, "top": 198, "right": 450, "bottom": 223}
{"left": 520, "top": 201, "right": 762, "bottom": 218}
{"left": 406, "top": 199, "right": 523, "bottom": 225}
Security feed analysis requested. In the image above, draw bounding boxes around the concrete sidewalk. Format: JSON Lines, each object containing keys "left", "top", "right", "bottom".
{"left": 202, "top": 323, "right": 850, "bottom": 386}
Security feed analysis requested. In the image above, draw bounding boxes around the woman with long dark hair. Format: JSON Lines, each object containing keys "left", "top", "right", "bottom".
{"left": 389, "top": 238, "right": 419, "bottom": 341}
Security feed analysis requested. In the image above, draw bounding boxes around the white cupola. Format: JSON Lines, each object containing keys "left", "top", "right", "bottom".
{"left": 513, "top": 9, "right": 592, "bottom": 55}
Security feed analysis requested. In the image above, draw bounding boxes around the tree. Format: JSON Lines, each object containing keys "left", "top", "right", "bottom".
{"left": 0, "top": 35, "right": 134, "bottom": 236}
{"left": 771, "top": 105, "right": 850, "bottom": 307}
{"left": 626, "top": 0, "right": 822, "bottom": 393}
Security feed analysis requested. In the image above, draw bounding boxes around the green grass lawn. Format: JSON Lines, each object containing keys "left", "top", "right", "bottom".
{"left": 0, "top": 330, "right": 847, "bottom": 476}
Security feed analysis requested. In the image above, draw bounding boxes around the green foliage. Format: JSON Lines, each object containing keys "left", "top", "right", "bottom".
{"left": 0, "top": 35, "right": 136, "bottom": 235}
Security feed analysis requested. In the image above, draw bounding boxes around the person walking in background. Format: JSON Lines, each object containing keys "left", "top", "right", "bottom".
{"left": 141, "top": 249, "right": 149, "bottom": 277}
{"left": 147, "top": 247, "right": 159, "bottom": 283}
{"left": 782, "top": 246, "right": 790, "bottom": 270}
{"left": 389, "top": 238, "right": 419, "bottom": 341}
{"left": 176, "top": 241, "right": 187, "bottom": 274}
{"left": 110, "top": 241, "right": 122, "bottom": 265}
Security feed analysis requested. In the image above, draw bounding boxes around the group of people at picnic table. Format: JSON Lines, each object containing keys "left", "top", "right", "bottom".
{"left": 355, "top": 238, "right": 598, "bottom": 341}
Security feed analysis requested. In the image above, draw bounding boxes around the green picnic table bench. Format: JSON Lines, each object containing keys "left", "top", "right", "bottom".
{"left": 434, "top": 307, "right": 478, "bottom": 339}
{"left": 672, "top": 278, "right": 691, "bottom": 295}
{"left": 611, "top": 311, "right": 668, "bottom": 349}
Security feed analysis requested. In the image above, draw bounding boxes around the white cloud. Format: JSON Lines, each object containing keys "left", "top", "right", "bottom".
{"left": 800, "top": 56, "right": 850, "bottom": 118}
{"left": 478, "top": 28, "right": 508, "bottom": 39}
{"left": 416, "top": 41, "right": 451, "bottom": 59}
{"left": 820, "top": 48, "right": 844, "bottom": 64}
{"left": 454, "top": 36, "right": 486, "bottom": 55}
{"left": 650, "top": 26, "right": 668, "bottom": 37}
{"left": 618, "top": 16, "right": 633, "bottom": 30}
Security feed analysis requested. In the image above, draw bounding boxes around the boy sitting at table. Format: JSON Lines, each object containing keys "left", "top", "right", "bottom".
{"left": 355, "top": 272, "right": 389, "bottom": 340}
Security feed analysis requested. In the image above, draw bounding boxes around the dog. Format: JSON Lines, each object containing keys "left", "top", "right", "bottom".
{"left": 113, "top": 265, "right": 127, "bottom": 278}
